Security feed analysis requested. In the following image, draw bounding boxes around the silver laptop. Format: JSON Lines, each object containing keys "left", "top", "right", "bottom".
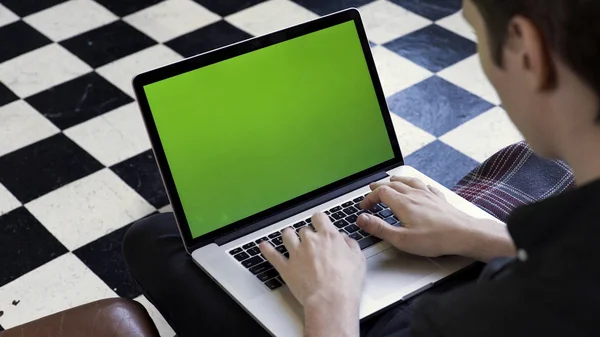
{"left": 132, "top": 8, "right": 496, "bottom": 336}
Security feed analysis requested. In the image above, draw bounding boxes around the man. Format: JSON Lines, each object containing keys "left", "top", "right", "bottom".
{"left": 123, "top": 0, "right": 600, "bottom": 335}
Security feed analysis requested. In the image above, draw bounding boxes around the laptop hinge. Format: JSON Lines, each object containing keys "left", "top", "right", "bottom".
{"left": 214, "top": 170, "right": 390, "bottom": 246}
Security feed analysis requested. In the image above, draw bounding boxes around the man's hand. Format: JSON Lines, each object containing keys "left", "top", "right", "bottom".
{"left": 357, "top": 176, "right": 516, "bottom": 261}
{"left": 259, "top": 213, "right": 365, "bottom": 337}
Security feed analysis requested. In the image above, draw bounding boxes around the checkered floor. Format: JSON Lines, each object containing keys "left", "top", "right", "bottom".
{"left": 0, "top": 0, "right": 523, "bottom": 334}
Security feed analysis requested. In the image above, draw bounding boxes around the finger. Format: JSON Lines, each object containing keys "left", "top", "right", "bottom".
{"left": 342, "top": 233, "right": 361, "bottom": 253}
{"left": 361, "top": 185, "right": 400, "bottom": 210}
{"left": 370, "top": 181, "right": 412, "bottom": 194}
{"left": 311, "top": 212, "right": 335, "bottom": 234}
{"left": 299, "top": 226, "right": 315, "bottom": 242}
{"left": 281, "top": 227, "right": 300, "bottom": 252}
{"left": 357, "top": 213, "right": 405, "bottom": 242}
{"left": 390, "top": 176, "right": 428, "bottom": 191}
{"left": 427, "top": 185, "right": 446, "bottom": 199}
{"left": 260, "top": 242, "right": 288, "bottom": 271}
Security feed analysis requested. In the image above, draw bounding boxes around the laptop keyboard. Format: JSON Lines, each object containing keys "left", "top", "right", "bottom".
{"left": 228, "top": 193, "right": 402, "bottom": 290}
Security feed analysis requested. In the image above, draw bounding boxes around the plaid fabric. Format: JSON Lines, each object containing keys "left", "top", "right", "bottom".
{"left": 452, "top": 141, "right": 575, "bottom": 222}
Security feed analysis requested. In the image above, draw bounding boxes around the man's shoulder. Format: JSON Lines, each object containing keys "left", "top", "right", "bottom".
{"left": 409, "top": 276, "right": 588, "bottom": 337}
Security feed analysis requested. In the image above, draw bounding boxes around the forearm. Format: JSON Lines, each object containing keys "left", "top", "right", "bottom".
{"left": 459, "top": 218, "right": 516, "bottom": 262}
{"left": 303, "top": 297, "right": 359, "bottom": 337}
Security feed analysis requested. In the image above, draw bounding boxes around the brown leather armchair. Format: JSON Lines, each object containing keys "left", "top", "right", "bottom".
{"left": 0, "top": 298, "right": 160, "bottom": 337}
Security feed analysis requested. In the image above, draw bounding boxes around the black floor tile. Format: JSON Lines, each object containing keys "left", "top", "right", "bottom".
{"left": 0, "top": 82, "right": 19, "bottom": 107}
{"left": 111, "top": 150, "right": 169, "bottom": 208}
{"left": 390, "top": 0, "right": 461, "bottom": 21}
{"left": 26, "top": 72, "right": 133, "bottom": 130}
{"left": 166, "top": 20, "right": 253, "bottom": 58}
{"left": 291, "top": 0, "right": 376, "bottom": 15}
{"left": 384, "top": 25, "right": 476, "bottom": 73}
{"left": 192, "top": 0, "right": 267, "bottom": 16}
{"left": 2, "top": 0, "right": 68, "bottom": 17}
{"left": 0, "top": 133, "right": 103, "bottom": 203}
{"left": 0, "top": 21, "right": 52, "bottom": 63}
{"left": 405, "top": 140, "right": 479, "bottom": 188}
{"left": 387, "top": 76, "right": 493, "bottom": 137}
{"left": 74, "top": 224, "right": 138, "bottom": 298}
{"left": 93, "top": 0, "right": 165, "bottom": 17}
{"left": 60, "top": 21, "right": 156, "bottom": 68}
{"left": 0, "top": 207, "right": 68, "bottom": 288}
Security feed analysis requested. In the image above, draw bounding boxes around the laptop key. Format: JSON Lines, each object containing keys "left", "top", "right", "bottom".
{"left": 342, "top": 201, "right": 354, "bottom": 208}
{"left": 242, "top": 242, "right": 255, "bottom": 250}
{"left": 353, "top": 196, "right": 364, "bottom": 203}
{"left": 358, "top": 229, "right": 370, "bottom": 237}
{"left": 379, "top": 209, "right": 393, "bottom": 218}
{"left": 329, "top": 206, "right": 342, "bottom": 213}
{"left": 247, "top": 247, "right": 261, "bottom": 256}
{"left": 272, "top": 237, "right": 284, "bottom": 246}
{"left": 332, "top": 212, "right": 346, "bottom": 220}
{"left": 229, "top": 248, "right": 243, "bottom": 255}
{"left": 255, "top": 237, "right": 269, "bottom": 244}
{"left": 277, "top": 276, "right": 286, "bottom": 285}
{"left": 333, "top": 219, "right": 348, "bottom": 228}
{"left": 358, "top": 236, "right": 382, "bottom": 250}
{"left": 257, "top": 268, "right": 279, "bottom": 282}
{"left": 369, "top": 205, "right": 383, "bottom": 213}
{"left": 343, "top": 206, "right": 358, "bottom": 215}
{"left": 250, "top": 261, "right": 272, "bottom": 275}
{"left": 345, "top": 224, "right": 360, "bottom": 233}
{"left": 276, "top": 245, "right": 287, "bottom": 254}
{"left": 283, "top": 252, "right": 290, "bottom": 258}
{"left": 305, "top": 218, "right": 312, "bottom": 224}
{"left": 293, "top": 221, "right": 306, "bottom": 228}
{"left": 233, "top": 252, "right": 250, "bottom": 261}
{"left": 268, "top": 232, "right": 281, "bottom": 239}
{"left": 346, "top": 214, "right": 358, "bottom": 223}
{"left": 325, "top": 210, "right": 331, "bottom": 215}
{"left": 385, "top": 217, "right": 398, "bottom": 225}
{"left": 349, "top": 232, "right": 363, "bottom": 241}
{"left": 264, "top": 278, "right": 282, "bottom": 290}
{"left": 242, "top": 256, "right": 264, "bottom": 268}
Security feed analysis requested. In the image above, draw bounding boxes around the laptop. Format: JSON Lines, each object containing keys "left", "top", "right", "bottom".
{"left": 132, "top": 8, "right": 497, "bottom": 336}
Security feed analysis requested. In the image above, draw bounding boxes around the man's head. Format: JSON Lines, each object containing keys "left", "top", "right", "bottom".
{"left": 463, "top": 0, "right": 600, "bottom": 158}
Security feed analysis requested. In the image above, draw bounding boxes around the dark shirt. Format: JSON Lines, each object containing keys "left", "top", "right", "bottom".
{"left": 410, "top": 178, "right": 600, "bottom": 336}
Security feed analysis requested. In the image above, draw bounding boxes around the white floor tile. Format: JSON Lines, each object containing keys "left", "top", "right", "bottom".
{"left": 390, "top": 113, "right": 436, "bottom": 156}
{"left": 65, "top": 103, "right": 151, "bottom": 166}
{"left": 435, "top": 11, "right": 476, "bottom": 42}
{"left": 437, "top": 55, "right": 501, "bottom": 105}
{"left": 158, "top": 204, "right": 173, "bottom": 213}
{"left": 371, "top": 46, "right": 432, "bottom": 97}
{"left": 440, "top": 107, "right": 523, "bottom": 162}
{"left": 124, "top": 0, "right": 220, "bottom": 43}
{"left": 26, "top": 169, "right": 156, "bottom": 250}
{"left": 0, "top": 254, "right": 117, "bottom": 329}
{"left": 0, "top": 44, "right": 92, "bottom": 98}
{"left": 0, "top": 100, "right": 60, "bottom": 157}
{"left": 0, "top": 4, "right": 19, "bottom": 27}
{"left": 97, "top": 44, "right": 182, "bottom": 97}
{"left": 226, "top": 0, "right": 318, "bottom": 36}
{"left": 24, "top": 0, "right": 118, "bottom": 41}
{"left": 360, "top": 0, "right": 431, "bottom": 44}
{"left": 134, "top": 295, "right": 176, "bottom": 337}
{"left": 0, "top": 183, "right": 20, "bottom": 216}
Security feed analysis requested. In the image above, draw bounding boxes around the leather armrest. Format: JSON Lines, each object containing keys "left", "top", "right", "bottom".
{"left": 0, "top": 298, "right": 160, "bottom": 337}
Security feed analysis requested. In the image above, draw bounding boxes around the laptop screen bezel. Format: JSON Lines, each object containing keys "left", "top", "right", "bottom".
{"left": 132, "top": 8, "right": 404, "bottom": 250}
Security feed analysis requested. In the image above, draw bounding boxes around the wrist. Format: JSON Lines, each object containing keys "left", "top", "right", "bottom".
{"left": 459, "top": 218, "right": 516, "bottom": 262}
{"left": 303, "top": 291, "right": 360, "bottom": 337}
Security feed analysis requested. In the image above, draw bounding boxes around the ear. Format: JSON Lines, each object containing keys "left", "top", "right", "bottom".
{"left": 505, "top": 16, "right": 554, "bottom": 91}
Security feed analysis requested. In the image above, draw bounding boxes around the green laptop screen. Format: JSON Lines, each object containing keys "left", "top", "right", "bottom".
{"left": 143, "top": 20, "right": 395, "bottom": 238}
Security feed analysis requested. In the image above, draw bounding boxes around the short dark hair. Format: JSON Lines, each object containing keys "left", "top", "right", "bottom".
{"left": 471, "top": 0, "right": 600, "bottom": 120}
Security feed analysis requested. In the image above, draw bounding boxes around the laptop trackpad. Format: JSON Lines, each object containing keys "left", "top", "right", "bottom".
{"left": 364, "top": 249, "right": 440, "bottom": 301}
